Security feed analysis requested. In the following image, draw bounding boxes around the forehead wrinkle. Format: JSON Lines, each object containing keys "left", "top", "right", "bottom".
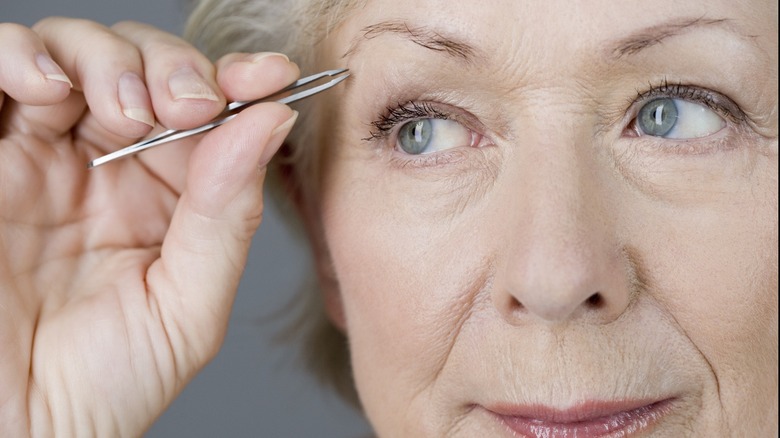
{"left": 608, "top": 15, "right": 753, "bottom": 59}
{"left": 341, "top": 19, "right": 481, "bottom": 63}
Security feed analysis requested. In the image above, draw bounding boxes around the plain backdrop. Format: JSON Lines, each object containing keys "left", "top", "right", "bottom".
{"left": 2, "top": 0, "right": 371, "bottom": 436}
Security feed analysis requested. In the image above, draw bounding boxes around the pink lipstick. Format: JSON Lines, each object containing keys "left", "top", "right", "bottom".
{"left": 488, "top": 399, "right": 674, "bottom": 437}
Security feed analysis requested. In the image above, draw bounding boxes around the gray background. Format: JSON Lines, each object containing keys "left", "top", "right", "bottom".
{"left": 2, "top": 1, "right": 371, "bottom": 436}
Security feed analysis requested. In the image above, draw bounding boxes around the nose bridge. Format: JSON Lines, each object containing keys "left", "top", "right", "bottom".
{"left": 494, "top": 125, "right": 631, "bottom": 325}
{"left": 523, "top": 134, "right": 604, "bottom": 286}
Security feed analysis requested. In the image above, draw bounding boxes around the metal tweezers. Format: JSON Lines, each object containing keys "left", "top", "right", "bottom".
{"left": 88, "top": 68, "right": 349, "bottom": 168}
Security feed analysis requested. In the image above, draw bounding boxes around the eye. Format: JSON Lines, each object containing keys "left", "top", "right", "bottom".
{"left": 635, "top": 98, "right": 725, "bottom": 139}
{"left": 397, "top": 118, "right": 474, "bottom": 155}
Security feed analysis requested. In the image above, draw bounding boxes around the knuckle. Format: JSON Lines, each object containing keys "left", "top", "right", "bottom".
{"left": 0, "top": 23, "right": 41, "bottom": 53}
{"left": 142, "top": 38, "right": 189, "bottom": 58}
{"left": 78, "top": 32, "right": 142, "bottom": 67}
{"left": 110, "top": 19, "right": 144, "bottom": 32}
{"left": 0, "top": 22, "right": 33, "bottom": 39}
{"left": 97, "top": 32, "right": 139, "bottom": 55}
{"left": 33, "top": 16, "right": 105, "bottom": 34}
{"left": 30, "top": 16, "right": 60, "bottom": 31}
{"left": 112, "top": 21, "right": 192, "bottom": 57}
{"left": 146, "top": 39, "right": 206, "bottom": 69}
{"left": 215, "top": 52, "right": 248, "bottom": 70}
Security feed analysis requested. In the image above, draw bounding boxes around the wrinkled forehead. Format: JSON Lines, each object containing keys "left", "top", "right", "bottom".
{"left": 319, "top": 0, "right": 776, "bottom": 70}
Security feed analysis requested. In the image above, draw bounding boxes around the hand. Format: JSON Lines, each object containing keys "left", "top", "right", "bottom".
{"left": 0, "top": 18, "right": 299, "bottom": 437}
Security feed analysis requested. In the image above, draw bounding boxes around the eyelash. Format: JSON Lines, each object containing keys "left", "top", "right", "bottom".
{"left": 364, "top": 101, "right": 450, "bottom": 141}
{"left": 365, "top": 80, "right": 747, "bottom": 151}
{"left": 630, "top": 78, "right": 746, "bottom": 124}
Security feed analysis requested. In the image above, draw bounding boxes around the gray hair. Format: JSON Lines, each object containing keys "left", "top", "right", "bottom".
{"left": 185, "top": 0, "right": 363, "bottom": 406}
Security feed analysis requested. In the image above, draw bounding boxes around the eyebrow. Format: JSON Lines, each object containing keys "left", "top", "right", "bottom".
{"left": 341, "top": 20, "right": 480, "bottom": 62}
{"left": 342, "top": 16, "right": 750, "bottom": 64}
{"left": 609, "top": 16, "right": 743, "bottom": 58}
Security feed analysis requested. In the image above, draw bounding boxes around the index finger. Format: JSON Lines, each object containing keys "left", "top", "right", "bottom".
{"left": 111, "top": 21, "right": 299, "bottom": 192}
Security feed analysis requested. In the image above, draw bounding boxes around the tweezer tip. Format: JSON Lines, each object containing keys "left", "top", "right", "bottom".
{"left": 326, "top": 68, "right": 349, "bottom": 75}
{"left": 87, "top": 158, "right": 106, "bottom": 169}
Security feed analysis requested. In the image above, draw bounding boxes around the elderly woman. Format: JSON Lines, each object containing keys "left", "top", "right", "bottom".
{"left": 0, "top": 0, "right": 776, "bottom": 436}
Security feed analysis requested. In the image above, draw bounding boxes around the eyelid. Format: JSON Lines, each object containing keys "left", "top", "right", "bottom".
{"left": 365, "top": 100, "right": 494, "bottom": 169}
{"left": 365, "top": 100, "right": 487, "bottom": 143}
{"left": 368, "top": 101, "right": 446, "bottom": 139}
{"left": 630, "top": 80, "right": 747, "bottom": 124}
{"left": 388, "top": 147, "right": 472, "bottom": 169}
{"left": 618, "top": 82, "right": 758, "bottom": 156}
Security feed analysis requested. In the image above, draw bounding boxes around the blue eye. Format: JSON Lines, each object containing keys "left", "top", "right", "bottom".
{"left": 636, "top": 98, "right": 725, "bottom": 139}
{"left": 398, "top": 119, "right": 433, "bottom": 154}
{"left": 397, "top": 118, "right": 472, "bottom": 155}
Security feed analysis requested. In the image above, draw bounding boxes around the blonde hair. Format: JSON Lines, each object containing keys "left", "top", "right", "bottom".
{"left": 185, "top": 0, "right": 363, "bottom": 406}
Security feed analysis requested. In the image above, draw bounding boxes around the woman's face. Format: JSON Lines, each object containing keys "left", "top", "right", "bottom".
{"left": 313, "top": 0, "right": 778, "bottom": 435}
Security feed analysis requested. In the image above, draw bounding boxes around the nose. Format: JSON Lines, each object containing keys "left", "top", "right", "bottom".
{"left": 492, "top": 148, "right": 634, "bottom": 326}
{"left": 494, "top": 237, "right": 633, "bottom": 325}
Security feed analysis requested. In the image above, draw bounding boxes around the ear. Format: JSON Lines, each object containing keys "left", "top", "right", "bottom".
{"left": 275, "top": 149, "right": 347, "bottom": 332}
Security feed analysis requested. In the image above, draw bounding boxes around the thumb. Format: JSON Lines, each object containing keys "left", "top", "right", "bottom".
{"left": 147, "top": 101, "right": 297, "bottom": 365}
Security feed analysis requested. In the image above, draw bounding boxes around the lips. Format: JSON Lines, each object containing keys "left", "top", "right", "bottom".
{"left": 487, "top": 398, "right": 675, "bottom": 437}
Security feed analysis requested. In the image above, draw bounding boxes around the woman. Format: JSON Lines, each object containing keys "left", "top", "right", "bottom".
{"left": 0, "top": 0, "right": 776, "bottom": 436}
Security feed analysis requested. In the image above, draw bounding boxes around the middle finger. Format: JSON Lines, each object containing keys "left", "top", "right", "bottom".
{"left": 109, "top": 21, "right": 231, "bottom": 192}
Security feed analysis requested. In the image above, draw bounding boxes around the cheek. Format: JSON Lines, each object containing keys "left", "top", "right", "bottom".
{"left": 628, "top": 181, "right": 778, "bottom": 424}
{"left": 320, "top": 155, "right": 494, "bottom": 424}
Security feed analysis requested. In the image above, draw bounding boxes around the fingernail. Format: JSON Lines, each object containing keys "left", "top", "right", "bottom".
{"left": 259, "top": 110, "right": 298, "bottom": 166}
{"left": 168, "top": 66, "right": 219, "bottom": 101}
{"left": 118, "top": 72, "right": 155, "bottom": 127}
{"left": 248, "top": 52, "right": 290, "bottom": 63}
{"left": 271, "top": 110, "right": 298, "bottom": 137}
{"left": 35, "top": 53, "right": 72, "bottom": 87}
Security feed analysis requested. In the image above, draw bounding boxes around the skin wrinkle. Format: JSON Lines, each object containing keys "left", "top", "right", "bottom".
{"left": 371, "top": 146, "right": 502, "bottom": 225}
{"left": 654, "top": 293, "right": 729, "bottom": 433}
{"left": 622, "top": 245, "right": 729, "bottom": 431}
{"left": 309, "top": 0, "right": 778, "bottom": 434}
{"left": 24, "top": 307, "right": 41, "bottom": 433}
{"left": 393, "top": 255, "right": 496, "bottom": 436}
{"left": 27, "top": 377, "right": 52, "bottom": 436}
{"left": 442, "top": 404, "right": 476, "bottom": 437}
{"left": 621, "top": 246, "right": 647, "bottom": 313}
{"left": 423, "top": 256, "right": 496, "bottom": 390}
{"left": 340, "top": 15, "right": 757, "bottom": 76}
{"left": 444, "top": 150, "right": 502, "bottom": 221}
{"left": 146, "top": 267, "right": 190, "bottom": 386}
{"left": 527, "top": 256, "right": 675, "bottom": 403}
{"left": 142, "top": 292, "right": 173, "bottom": 406}
{"left": 629, "top": 139, "right": 756, "bottom": 205}
{"left": 607, "top": 131, "right": 762, "bottom": 204}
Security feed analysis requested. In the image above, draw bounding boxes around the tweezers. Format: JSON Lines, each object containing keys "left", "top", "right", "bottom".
{"left": 88, "top": 68, "right": 349, "bottom": 168}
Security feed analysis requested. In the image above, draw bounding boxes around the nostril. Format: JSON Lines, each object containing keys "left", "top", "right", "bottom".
{"left": 586, "top": 293, "right": 603, "bottom": 308}
{"left": 495, "top": 294, "right": 528, "bottom": 325}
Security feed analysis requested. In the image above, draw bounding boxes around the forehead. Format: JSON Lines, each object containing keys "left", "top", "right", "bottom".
{"left": 326, "top": 0, "right": 776, "bottom": 66}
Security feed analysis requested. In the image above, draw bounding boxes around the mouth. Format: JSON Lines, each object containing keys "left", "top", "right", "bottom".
{"left": 486, "top": 398, "right": 676, "bottom": 437}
